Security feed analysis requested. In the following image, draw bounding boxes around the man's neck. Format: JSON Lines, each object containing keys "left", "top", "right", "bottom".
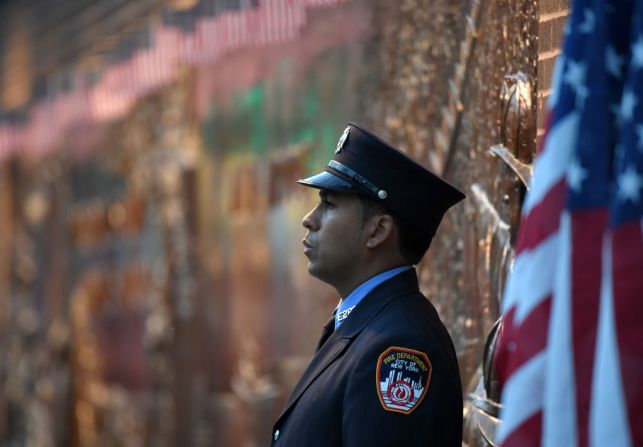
{"left": 335, "top": 261, "right": 409, "bottom": 298}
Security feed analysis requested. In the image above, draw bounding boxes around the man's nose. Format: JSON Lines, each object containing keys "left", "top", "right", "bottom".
{"left": 302, "top": 207, "right": 318, "bottom": 231}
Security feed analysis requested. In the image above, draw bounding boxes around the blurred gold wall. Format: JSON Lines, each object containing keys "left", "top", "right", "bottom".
{"left": 0, "top": 0, "right": 566, "bottom": 445}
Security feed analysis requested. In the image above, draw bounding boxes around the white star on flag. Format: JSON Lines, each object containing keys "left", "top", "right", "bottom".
{"left": 576, "top": 86, "right": 590, "bottom": 109}
{"left": 564, "top": 60, "right": 586, "bottom": 91}
{"left": 606, "top": 46, "right": 624, "bottom": 78}
{"left": 564, "top": 60, "right": 588, "bottom": 110}
{"left": 618, "top": 90, "right": 638, "bottom": 123}
{"left": 567, "top": 159, "right": 588, "bottom": 192}
{"left": 578, "top": 9, "right": 595, "bottom": 33}
{"left": 617, "top": 165, "right": 642, "bottom": 202}
{"left": 632, "top": 35, "right": 643, "bottom": 69}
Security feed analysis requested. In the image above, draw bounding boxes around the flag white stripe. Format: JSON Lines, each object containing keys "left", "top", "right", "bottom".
{"left": 522, "top": 112, "right": 578, "bottom": 216}
{"left": 548, "top": 55, "right": 566, "bottom": 109}
{"left": 502, "top": 231, "right": 560, "bottom": 323}
{"left": 543, "top": 212, "right": 578, "bottom": 447}
{"left": 589, "top": 234, "right": 632, "bottom": 447}
{"left": 496, "top": 351, "right": 546, "bottom": 443}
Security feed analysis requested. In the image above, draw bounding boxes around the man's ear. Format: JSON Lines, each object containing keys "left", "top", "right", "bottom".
{"left": 365, "top": 214, "right": 396, "bottom": 249}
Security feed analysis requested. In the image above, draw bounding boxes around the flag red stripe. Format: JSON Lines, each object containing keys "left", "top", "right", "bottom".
{"left": 501, "top": 410, "right": 542, "bottom": 447}
{"left": 612, "top": 220, "right": 643, "bottom": 447}
{"left": 496, "top": 297, "right": 551, "bottom": 384}
{"left": 515, "top": 179, "right": 567, "bottom": 256}
{"left": 570, "top": 209, "right": 608, "bottom": 447}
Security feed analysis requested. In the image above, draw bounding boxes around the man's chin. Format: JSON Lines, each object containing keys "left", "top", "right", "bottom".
{"left": 307, "top": 264, "right": 338, "bottom": 289}
{"left": 306, "top": 262, "right": 325, "bottom": 281}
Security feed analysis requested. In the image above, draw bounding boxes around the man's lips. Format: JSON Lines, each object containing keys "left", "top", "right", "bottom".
{"left": 302, "top": 239, "right": 314, "bottom": 256}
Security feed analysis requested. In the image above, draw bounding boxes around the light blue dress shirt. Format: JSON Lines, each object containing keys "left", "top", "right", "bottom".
{"left": 335, "top": 265, "right": 412, "bottom": 329}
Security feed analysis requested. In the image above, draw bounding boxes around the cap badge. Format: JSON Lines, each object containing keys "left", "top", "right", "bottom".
{"left": 335, "top": 127, "right": 350, "bottom": 154}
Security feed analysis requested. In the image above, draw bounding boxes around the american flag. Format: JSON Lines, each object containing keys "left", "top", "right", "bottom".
{"left": 495, "top": 1, "right": 643, "bottom": 446}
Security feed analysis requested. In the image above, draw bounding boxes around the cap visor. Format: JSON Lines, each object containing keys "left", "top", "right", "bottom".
{"left": 297, "top": 170, "right": 355, "bottom": 192}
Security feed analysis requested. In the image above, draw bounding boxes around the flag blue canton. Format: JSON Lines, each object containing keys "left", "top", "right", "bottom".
{"left": 556, "top": 0, "right": 643, "bottom": 225}
{"left": 612, "top": 1, "right": 643, "bottom": 227}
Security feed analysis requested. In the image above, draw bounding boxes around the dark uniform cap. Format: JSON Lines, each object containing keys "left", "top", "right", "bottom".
{"left": 297, "top": 123, "right": 465, "bottom": 238}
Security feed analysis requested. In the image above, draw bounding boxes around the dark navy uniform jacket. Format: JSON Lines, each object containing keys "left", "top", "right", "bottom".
{"left": 271, "top": 268, "right": 463, "bottom": 446}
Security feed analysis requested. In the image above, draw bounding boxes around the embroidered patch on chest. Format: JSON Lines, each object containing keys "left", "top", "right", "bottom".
{"left": 376, "top": 346, "right": 432, "bottom": 414}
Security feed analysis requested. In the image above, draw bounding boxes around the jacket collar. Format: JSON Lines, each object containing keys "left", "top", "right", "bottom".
{"left": 334, "top": 267, "right": 419, "bottom": 339}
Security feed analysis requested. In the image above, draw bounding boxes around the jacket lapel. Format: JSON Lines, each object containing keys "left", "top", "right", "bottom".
{"left": 315, "top": 314, "right": 336, "bottom": 352}
{"left": 276, "top": 333, "right": 350, "bottom": 423}
{"left": 276, "top": 269, "right": 420, "bottom": 424}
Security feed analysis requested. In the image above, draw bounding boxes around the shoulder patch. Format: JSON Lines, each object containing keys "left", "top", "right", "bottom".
{"left": 376, "top": 346, "right": 432, "bottom": 414}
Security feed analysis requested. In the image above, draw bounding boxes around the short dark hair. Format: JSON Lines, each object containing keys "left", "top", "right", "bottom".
{"left": 357, "top": 195, "right": 432, "bottom": 265}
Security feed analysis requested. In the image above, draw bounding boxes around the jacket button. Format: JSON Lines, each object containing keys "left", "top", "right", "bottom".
{"left": 274, "top": 429, "right": 280, "bottom": 441}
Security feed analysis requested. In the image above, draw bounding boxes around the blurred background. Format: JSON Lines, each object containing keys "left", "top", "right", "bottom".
{"left": 0, "top": 0, "right": 567, "bottom": 445}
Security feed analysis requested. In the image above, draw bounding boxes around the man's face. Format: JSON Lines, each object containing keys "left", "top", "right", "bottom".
{"left": 301, "top": 190, "right": 367, "bottom": 288}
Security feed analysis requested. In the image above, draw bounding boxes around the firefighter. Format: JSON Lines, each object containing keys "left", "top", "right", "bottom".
{"left": 272, "top": 123, "right": 465, "bottom": 446}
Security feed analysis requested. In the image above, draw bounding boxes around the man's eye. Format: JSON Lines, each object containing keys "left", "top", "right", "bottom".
{"left": 321, "top": 199, "right": 333, "bottom": 208}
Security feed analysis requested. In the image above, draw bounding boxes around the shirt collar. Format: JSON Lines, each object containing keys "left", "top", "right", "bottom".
{"left": 335, "top": 265, "right": 411, "bottom": 329}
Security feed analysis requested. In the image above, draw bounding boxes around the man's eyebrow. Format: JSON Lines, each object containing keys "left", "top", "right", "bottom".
{"left": 319, "top": 190, "right": 336, "bottom": 200}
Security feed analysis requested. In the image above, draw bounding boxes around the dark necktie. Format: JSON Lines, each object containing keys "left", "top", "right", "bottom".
{"left": 315, "top": 311, "right": 336, "bottom": 352}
